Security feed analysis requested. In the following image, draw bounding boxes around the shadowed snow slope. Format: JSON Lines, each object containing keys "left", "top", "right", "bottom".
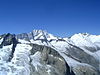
{"left": 0, "top": 30, "right": 100, "bottom": 75}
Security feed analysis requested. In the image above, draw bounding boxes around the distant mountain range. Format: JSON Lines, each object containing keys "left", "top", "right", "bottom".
{"left": 0, "top": 30, "right": 100, "bottom": 75}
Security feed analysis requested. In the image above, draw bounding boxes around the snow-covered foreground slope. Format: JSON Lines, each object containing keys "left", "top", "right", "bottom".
{"left": 0, "top": 30, "right": 100, "bottom": 75}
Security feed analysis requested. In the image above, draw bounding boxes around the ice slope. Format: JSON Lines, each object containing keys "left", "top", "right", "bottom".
{"left": 70, "top": 33, "right": 100, "bottom": 49}
{"left": 0, "top": 44, "right": 32, "bottom": 75}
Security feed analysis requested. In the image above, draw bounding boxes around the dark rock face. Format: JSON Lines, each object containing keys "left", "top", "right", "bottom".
{"left": 16, "top": 33, "right": 30, "bottom": 41}
{"left": 0, "top": 33, "right": 18, "bottom": 61}
{"left": 8, "top": 37, "right": 18, "bottom": 62}
{"left": 30, "top": 44, "right": 75, "bottom": 75}
{"left": 66, "top": 43, "right": 99, "bottom": 70}
{"left": 0, "top": 33, "right": 18, "bottom": 47}
{"left": 16, "top": 31, "right": 49, "bottom": 43}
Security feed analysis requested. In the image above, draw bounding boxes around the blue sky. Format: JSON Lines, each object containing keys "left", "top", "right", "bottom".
{"left": 0, "top": 0, "right": 100, "bottom": 37}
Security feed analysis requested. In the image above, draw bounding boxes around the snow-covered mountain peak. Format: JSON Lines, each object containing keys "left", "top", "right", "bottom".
{"left": 16, "top": 30, "right": 59, "bottom": 46}
{"left": 70, "top": 33, "right": 99, "bottom": 45}
{"left": 32, "top": 29, "right": 47, "bottom": 37}
{"left": 16, "top": 30, "right": 58, "bottom": 41}
{"left": 0, "top": 30, "right": 100, "bottom": 75}
{"left": 71, "top": 33, "right": 90, "bottom": 39}
{"left": 32, "top": 29, "right": 58, "bottom": 40}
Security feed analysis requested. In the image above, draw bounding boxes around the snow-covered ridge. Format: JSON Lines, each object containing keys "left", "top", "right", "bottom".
{"left": 16, "top": 30, "right": 100, "bottom": 50}
{"left": 16, "top": 30, "right": 58, "bottom": 41}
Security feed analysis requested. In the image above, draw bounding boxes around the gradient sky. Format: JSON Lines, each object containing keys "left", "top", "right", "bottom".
{"left": 0, "top": 0, "right": 100, "bottom": 37}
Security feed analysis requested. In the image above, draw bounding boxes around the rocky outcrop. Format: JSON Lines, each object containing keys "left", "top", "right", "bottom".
{"left": 30, "top": 44, "right": 75, "bottom": 75}
{"left": 0, "top": 33, "right": 18, "bottom": 47}
{"left": 0, "top": 33, "right": 18, "bottom": 62}
{"left": 66, "top": 43, "right": 99, "bottom": 70}
{"left": 72, "top": 64, "right": 99, "bottom": 75}
{"left": 16, "top": 33, "right": 30, "bottom": 41}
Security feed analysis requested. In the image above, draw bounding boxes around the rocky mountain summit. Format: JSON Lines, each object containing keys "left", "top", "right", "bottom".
{"left": 0, "top": 30, "right": 100, "bottom": 75}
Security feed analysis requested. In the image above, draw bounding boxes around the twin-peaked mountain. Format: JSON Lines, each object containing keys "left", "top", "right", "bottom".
{"left": 0, "top": 30, "right": 100, "bottom": 75}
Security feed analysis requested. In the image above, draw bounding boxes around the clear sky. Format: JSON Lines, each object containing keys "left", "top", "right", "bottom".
{"left": 0, "top": 0, "right": 100, "bottom": 37}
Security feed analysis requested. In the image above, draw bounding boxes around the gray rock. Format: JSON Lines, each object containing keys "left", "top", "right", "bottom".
{"left": 30, "top": 44, "right": 75, "bottom": 75}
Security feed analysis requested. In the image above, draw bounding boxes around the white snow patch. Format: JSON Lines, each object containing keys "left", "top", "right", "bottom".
{"left": 11, "top": 44, "right": 32, "bottom": 75}
{"left": 93, "top": 50, "right": 100, "bottom": 61}
{"left": 89, "top": 35, "right": 100, "bottom": 43}
{"left": 30, "top": 51, "right": 42, "bottom": 71}
{"left": 51, "top": 41, "right": 70, "bottom": 52}
{"left": 70, "top": 33, "right": 97, "bottom": 48}
{"left": 30, "top": 39, "right": 52, "bottom": 47}
{"left": 0, "top": 44, "right": 13, "bottom": 61}
{"left": 18, "top": 39, "right": 30, "bottom": 44}
{"left": 0, "top": 38, "right": 3, "bottom": 44}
